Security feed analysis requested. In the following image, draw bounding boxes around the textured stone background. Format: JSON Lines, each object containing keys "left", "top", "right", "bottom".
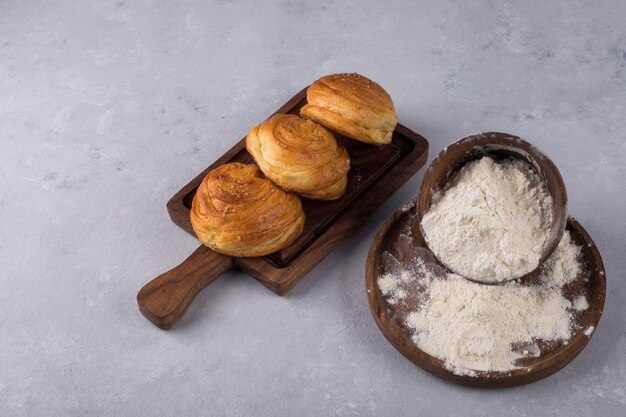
{"left": 1, "top": 0, "right": 625, "bottom": 415}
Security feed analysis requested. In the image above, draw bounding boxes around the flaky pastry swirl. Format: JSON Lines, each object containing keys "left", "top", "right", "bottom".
{"left": 246, "top": 114, "right": 350, "bottom": 200}
{"left": 300, "top": 73, "right": 397, "bottom": 145}
{"left": 190, "top": 163, "right": 305, "bottom": 257}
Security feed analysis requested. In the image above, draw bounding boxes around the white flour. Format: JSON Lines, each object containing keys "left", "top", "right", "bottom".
{"left": 378, "top": 229, "right": 586, "bottom": 374}
{"left": 421, "top": 157, "right": 553, "bottom": 282}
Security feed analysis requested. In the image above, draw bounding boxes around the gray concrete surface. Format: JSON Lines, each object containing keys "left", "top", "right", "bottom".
{"left": 1, "top": 0, "right": 625, "bottom": 415}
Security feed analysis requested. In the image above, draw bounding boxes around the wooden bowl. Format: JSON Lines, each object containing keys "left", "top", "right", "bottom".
{"left": 366, "top": 200, "right": 606, "bottom": 388}
{"left": 416, "top": 132, "right": 568, "bottom": 284}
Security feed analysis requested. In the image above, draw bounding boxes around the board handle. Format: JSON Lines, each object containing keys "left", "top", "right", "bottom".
{"left": 137, "top": 245, "right": 233, "bottom": 329}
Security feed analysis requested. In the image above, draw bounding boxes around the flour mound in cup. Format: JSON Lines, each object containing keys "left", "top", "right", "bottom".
{"left": 421, "top": 156, "right": 553, "bottom": 283}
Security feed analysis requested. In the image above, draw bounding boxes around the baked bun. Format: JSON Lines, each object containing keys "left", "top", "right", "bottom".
{"left": 246, "top": 114, "right": 350, "bottom": 200}
{"left": 190, "top": 162, "right": 304, "bottom": 257}
{"left": 300, "top": 73, "right": 397, "bottom": 145}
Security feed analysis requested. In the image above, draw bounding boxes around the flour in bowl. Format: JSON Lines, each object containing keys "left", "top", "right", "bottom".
{"left": 377, "top": 228, "right": 586, "bottom": 375}
{"left": 421, "top": 156, "right": 553, "bottom": 283}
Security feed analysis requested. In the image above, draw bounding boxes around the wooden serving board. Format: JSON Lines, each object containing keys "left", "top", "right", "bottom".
{"left": 137, "top": 87, "right": 429, "bottom": 329}
{"left": 366, "top": 200, "right": 606, "bottom": 388}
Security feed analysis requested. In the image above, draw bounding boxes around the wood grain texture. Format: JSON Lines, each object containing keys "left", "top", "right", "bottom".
{"left": 137, "top": 246, "right": 233, "bottom": 329}
{"left": 138, "top": 87, "right": 428, "bottom": 329}
{"left": 365, "top": 200, "right": 606, "bottom": 388}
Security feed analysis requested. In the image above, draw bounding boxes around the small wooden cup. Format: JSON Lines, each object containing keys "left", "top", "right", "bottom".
{"left": 416, "top": 132, "right": 568, "bottom": 284}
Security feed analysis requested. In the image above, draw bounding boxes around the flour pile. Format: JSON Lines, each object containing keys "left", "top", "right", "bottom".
{"left": 421, "top": 156, "right": 553, "bottom": 283}
{"left": 378, "top": 229, "right": 586, "bottom": 375}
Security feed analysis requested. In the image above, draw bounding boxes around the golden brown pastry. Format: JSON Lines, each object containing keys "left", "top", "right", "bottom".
{"left": 246, "top": 114, "right": 350, "bottom": 200}
{"left": 190, "top": 162, "right": 305, "bottom": 257}
{"left": 300, "top": 73, "right": 397, "bottom": 145}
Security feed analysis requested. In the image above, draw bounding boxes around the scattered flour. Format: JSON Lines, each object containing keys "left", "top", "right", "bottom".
{"left": 378, "top": 274, "right": 399, "bottom": 296}
{"left": 539, "top": 230, "right": 581, "bottom": 287}
{"left": 405, "top": 274, "right": 571, "bottom": 372}
{"left": 421, "top": 157, "right": 553, "bottom": 283}
{"left": 377, "top": 229, "right": 587, "bottom": 375}
{"left": 573, "top": 295, "right": 589, "bottom": 311}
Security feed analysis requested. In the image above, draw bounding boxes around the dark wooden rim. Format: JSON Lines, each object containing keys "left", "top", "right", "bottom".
{"left": 365, "top": 199, "right": 606, "bottom": 388}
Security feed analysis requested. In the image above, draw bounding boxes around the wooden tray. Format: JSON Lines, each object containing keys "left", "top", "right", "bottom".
{"left": 366, "top": 200, "right": 606, "bottom": 388}
{"left": 137, "top": 87, "right": 429, "bottom": 329}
